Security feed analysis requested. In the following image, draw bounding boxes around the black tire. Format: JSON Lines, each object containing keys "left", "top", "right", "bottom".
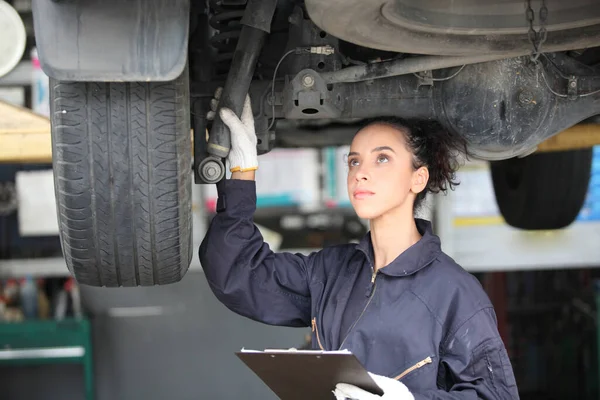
{"left": 50, "top": 69, "right": 192, "bottom": 287}
{"left": 490, "top": 149, "right": 593, "bottom": 230}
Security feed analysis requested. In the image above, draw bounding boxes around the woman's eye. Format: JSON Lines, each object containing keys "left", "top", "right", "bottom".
{"left": 377, "top": 154, "right": 389, "bottom": 163}
{"left": 348, "top": 158, "right": 359, "bottom": 167}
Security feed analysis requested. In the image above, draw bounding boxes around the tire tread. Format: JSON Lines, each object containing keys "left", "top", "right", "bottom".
{"left": 50, "top": 71, "right": 192, "bottom": 287}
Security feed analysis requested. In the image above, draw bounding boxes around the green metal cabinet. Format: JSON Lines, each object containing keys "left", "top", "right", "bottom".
{"left": 0, "top": 318, "right": 94, "bottom": 400}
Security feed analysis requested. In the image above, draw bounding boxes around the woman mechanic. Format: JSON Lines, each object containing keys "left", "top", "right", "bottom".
{"left": 199, "top": 92, "right": 519, "bottom": 400}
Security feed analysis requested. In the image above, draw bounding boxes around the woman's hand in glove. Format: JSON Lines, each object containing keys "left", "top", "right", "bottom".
{"left": 334, "top": 373, "right": 415, "bottom": 400}
{"left": 207, "top": 87, "right": 258, "bottom": 176}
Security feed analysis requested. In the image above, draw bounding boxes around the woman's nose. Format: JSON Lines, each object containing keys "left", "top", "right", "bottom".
{"left": 355, "top": 165, "right": 369, "bottom": 181}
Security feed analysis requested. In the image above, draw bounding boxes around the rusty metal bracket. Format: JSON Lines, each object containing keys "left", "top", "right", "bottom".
{"left": 415, "top": 70, "right": 434, "bottom": 87}
{"left": 567, "top": 75, "right": 579, "bottom": 100}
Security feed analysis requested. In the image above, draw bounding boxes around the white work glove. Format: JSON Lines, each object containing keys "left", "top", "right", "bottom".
{"left": 334, "top": 373, "right": 415, "bottom": 400}
{"left": 207, "top": 87, "right": 258, "bottom": 173}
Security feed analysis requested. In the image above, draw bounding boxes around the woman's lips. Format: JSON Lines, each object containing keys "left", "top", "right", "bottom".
{"left": 353, "top": 189, "right": 375, "bottom": 200}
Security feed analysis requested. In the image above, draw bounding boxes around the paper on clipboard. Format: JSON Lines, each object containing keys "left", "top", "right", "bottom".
{"left": 236, "top": 347, "right": 383, "bottom": 400}
{"left": 240, "top": 347, "right": 352, "bottom": 354}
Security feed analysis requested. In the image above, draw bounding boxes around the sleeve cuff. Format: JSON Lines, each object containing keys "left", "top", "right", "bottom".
{"left": 215, "top": 179, "right": 257, "bottom": 216}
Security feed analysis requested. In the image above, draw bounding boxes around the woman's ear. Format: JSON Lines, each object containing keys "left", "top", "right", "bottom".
{"left": 411, "top": 166, "right": 429, "bottom": 194}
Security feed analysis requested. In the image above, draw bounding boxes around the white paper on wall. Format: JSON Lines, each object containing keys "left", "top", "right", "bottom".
{"left": 452, "top": 163, "right": 500, "bottom": 218}
{"left": 15, "top": 169, "right": 59, "bottom": 236}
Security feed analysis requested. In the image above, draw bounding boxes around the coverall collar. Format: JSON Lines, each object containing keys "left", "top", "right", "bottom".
{"left": 356, "top": 218, "right": 442, "bottom": 277}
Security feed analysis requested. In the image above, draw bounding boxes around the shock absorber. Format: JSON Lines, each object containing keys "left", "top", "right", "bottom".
{"left": 199, "top": 0, "right": 278, "bottom": 184}
{"left": 208, "top": 1, "right": 245, "bottom": 79}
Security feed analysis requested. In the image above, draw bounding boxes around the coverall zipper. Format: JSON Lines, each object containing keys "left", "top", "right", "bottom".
{"left": 311, "top": 317, "right": 325, "bottom": 350}
{"left": 339, "top": 268, "right": 379, "bottom": 349}
{"left": 394, "top": 357, "right": 433, "bottom": 380}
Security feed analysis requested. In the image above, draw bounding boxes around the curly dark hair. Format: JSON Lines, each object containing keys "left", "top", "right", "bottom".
{"left": 358, "top": 117, "right": 469, "bottom": 210}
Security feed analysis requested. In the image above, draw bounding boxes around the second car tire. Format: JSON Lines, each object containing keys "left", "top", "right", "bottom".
{"left": 490, "top": 148, "right": 593, "bottom": 231}
{"left": 50, "top": 69, "right": 192, "bottom": 287}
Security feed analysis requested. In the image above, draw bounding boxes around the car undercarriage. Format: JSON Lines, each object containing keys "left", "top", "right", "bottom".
{"left": 26, "top": 0, "right": 600, "bottom": 286}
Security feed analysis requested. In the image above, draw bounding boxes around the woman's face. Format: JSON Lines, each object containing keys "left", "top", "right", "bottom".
{"left": 346, "top": 124, "right": 428, "bottom": 220}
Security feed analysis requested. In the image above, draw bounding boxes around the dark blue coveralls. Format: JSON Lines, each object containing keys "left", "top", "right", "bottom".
{"left": 199, "top": 179, "right": 520, "bottom": 399}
